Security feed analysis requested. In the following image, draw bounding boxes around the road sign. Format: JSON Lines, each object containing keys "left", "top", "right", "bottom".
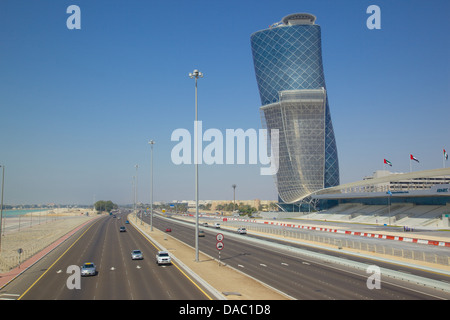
{"left": 216, "top": 233, "right": 224, "bottom": 242}
{"left": 216, "top": 241, "right": 224, "bottom": 250}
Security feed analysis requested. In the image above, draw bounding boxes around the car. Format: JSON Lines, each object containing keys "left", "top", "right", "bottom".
{"left": 214, "top": 223, "right": 221, "bottom": 229}
{"left": 81, "top": 262, "right": 97, "bottom": 276}
{"left": 202, "top": 222, "right": 209, "bottom": 227}
{"left": 165, "top": 228, "right": 172, "bottom": 232}
{"left": 125, "top": 220, "right": 129, "bottom": 224}
{"left": 237, "top": 227, "right": 247, "bottom": 234}
{"left": 119, "top": 226, "right": 126, "bottom": 232}
{"left": 156, "top": 251, "right": 171, "bottom": 265}
{"left": 198, "top": 230, "right": 205, "bottom": 237}
{"left": 131, "top": 249, "right": 143, "bottom": 260}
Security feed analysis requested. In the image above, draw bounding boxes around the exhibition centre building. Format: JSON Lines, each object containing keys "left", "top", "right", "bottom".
{"left": 307, "top": 168, "right": 450, "bottom": 228}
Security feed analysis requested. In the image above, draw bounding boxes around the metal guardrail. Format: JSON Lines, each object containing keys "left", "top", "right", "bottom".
{"left": 239, "top": 224, "right": 450, "bottom": 267}
{"left": 162, "top": 214, "right": 450, "bottom": 293}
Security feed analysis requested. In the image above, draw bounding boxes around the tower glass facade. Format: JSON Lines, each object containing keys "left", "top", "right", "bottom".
{"left": 251, "top": 13, "right": 339, "bottom": 204}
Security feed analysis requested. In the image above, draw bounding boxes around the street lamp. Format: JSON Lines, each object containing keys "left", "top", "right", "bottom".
{"left": 189, "top": 69, "right": 203, "bottom": 262}
{"left": 149, "top": 140, "right": 155, "bottom": 231}
{"left": 134, "top": 164, "right": 139, "bottom": 223}
{"left": 0, "top": 165, "right": 4, "bottom": 253}
{"left": 232, "top": 184, "right": 237, "bottom": 213}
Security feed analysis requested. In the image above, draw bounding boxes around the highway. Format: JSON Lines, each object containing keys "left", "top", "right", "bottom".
{"left": 227, "top": 218, "right": 450, "bottom": 257}
{"left": 2, "top": 210, "right": 448, "bottom": 300}
{"left": 148, "top": 214, "right": 450, "bottom": 300}
{"left": 220, "top": 219, "right": 450, "bottom": 282}
{"left": 4, "top": 212, "right": 210, "bottom": 300}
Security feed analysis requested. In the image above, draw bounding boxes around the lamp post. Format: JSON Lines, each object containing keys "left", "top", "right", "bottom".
{"left": 0, "top": 165, "right": 4, "bottom": 253}
{"left": 387, "top": 190, "right": 392, "bottom": 225}
{"left": 189, "top": 69, "right": 203, "bottom": 262}
{"left": 133, "top": 176, "right": 136, "bottom": 223}
{"left": 134, "top": 164, "right": 139, "bottom": 223}
{"left": 232, "top": 184, "right": 236, "bottom": 213}
{"left": 149, "top": 140, "right": 155, "bottom": 231}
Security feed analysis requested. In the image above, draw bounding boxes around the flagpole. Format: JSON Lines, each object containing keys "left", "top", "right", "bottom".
{"left": 444, "top": 149, "right": 446, "bottom": 169}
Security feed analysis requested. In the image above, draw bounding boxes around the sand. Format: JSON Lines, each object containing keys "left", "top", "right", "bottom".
{"left": 0, "top": 209, "right": 98, "bottom": 273}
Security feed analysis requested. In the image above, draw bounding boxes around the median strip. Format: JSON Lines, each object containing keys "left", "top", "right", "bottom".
{"left": 128, "top": 213, "right": 292, "bottom": 300}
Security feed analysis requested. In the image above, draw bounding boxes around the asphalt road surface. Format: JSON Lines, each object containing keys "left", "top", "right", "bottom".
{"left": 4, "top": 213, "right": 210, "bottom": 300}
{"left": 149, "top": 214, "right": 450, "bottom": 300}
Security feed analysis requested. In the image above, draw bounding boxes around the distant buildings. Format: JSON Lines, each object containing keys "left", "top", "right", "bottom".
{"left": 362, "top": 170, "right": 450, "bottom": 193}
{"left": 166, "top": 199, "right": 277, "bottom": 212}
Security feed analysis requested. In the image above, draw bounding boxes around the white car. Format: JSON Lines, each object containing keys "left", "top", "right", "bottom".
{"left": 156, "top": 251, "right": 171, "bottom": 265}
{"left": 237, "top": 227, "right": 247, "bottom": 234}
{"left": 214, "top": 223, "right": 221, "bottom": 229}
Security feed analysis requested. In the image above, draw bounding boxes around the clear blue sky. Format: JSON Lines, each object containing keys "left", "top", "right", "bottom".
{"left": 1, "top": 0, "right": 449, "bottom": 205}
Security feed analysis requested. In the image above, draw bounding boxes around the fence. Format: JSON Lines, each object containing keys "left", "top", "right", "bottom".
{"left": 235, "top": 224, "right": 450, "bottom": 267}
{"left": 0, "top": 215, "right": 94, "bottom": 273}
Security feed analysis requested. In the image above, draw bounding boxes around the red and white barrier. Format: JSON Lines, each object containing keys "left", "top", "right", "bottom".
{"left": 223, "top": 217, "right": 450, "bottom": 247}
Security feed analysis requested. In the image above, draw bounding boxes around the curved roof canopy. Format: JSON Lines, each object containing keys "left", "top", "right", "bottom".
{"left": 281, "top": 13, "right": 316, "bottom": 25}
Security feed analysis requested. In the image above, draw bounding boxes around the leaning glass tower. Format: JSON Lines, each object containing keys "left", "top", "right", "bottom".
{"left": 251, "top": 13, "right": 339, "bottom": 204}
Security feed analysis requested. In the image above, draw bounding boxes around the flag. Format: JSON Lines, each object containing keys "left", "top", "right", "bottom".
{"left": 384, "top": 159, "right": 392, "bottom": 166}
{"left": 444, "top": 149, "right": 448, "bottom": 160}
{"left": 410, "top": 154, "right": 419, "bottom": 163}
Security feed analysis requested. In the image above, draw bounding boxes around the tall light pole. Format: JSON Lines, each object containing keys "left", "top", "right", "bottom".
{"left": 189, "top": 69, "right": 203, "bottom": 262}
{"left": 135, "top": 164, "right": 139, "bottom": 223}
{"left": 0, "top": 165, "right": 4, "bottom": 253}
{"left": 149, "top": 140, "right": 155, "bottom": 231}
{"left": 232, "top": 184, "right": 237, "bottom": 213}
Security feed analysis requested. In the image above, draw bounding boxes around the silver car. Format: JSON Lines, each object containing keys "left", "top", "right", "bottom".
{"left": 81, "top": 262, "right": 97, "bottom": 276}
{"left": 131, "top": 249, "right": 143, "bottom": 260}
{"left": 237, "top": 227, "right": 247, "bottom": 234}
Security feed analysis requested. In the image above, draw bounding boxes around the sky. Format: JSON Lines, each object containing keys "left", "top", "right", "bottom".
{"left": 0, "top": 0, "right": 449, "bottom": 205}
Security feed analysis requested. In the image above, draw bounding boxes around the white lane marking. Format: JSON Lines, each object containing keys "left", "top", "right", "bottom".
{"left": 0, "top": 293, "right": 20, "bottom": 300}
